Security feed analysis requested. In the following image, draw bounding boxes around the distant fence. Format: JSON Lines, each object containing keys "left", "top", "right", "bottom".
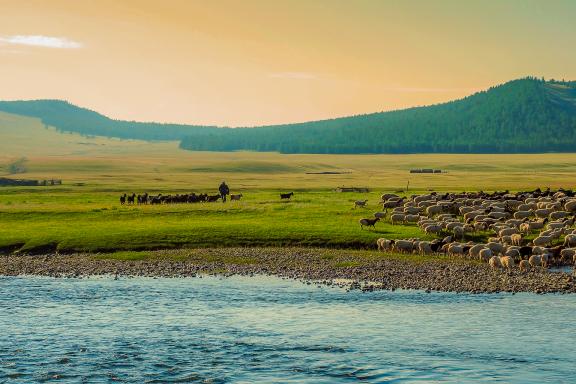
{"left": 409, "top": 169, "right": 444, "bottom": 174}
{"left": 0, "top": 177, "right": 62, "bottom": 186}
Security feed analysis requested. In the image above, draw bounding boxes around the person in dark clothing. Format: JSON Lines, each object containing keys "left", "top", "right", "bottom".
{"left": 219, "top": 181, "right": 230, "bottom": 202}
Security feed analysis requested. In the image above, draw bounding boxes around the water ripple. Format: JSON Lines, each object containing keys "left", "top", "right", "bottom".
{"left": 1, "top": 275, "right": 575, "bottom": 383}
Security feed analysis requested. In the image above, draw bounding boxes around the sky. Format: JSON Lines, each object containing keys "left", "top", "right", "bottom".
{"left": 0, "top": 0, "right": 575, "bottom": 127}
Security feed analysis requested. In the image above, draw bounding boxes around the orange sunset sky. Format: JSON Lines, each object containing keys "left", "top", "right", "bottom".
{"left": 1, "top": 0, "right": 575, "bottom": 126}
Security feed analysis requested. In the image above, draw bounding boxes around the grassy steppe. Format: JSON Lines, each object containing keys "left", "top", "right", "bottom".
{"left": 1, "top": 111, "right": 576, "bottom": 253}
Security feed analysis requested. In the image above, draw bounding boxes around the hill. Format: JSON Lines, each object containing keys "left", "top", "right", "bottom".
{"left": 180, "top": 77, "right": 576, "bottom": 153}
{"left": 1, "top": 77, "right": 575, "bottom": 153}
{"left": 0, "top": 99, "right": 220, "bottom": 141}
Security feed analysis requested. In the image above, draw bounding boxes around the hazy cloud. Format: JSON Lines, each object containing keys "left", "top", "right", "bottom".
{"left": 382, "top": 86, "right": 480, "bottom": 93}
{"left": 0, "top": 35, "right": 82, "bottom": 49}
{"left": 268, "top": 72, "right": 317, "bottom": 80}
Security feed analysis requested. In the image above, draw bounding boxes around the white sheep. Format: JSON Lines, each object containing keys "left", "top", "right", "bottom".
{"left": 532, "top": 236, "right": 552, "bottom": 247}
{"left": 374, "top": 211, "right": 387, "bottom": 219}
{"left": 563, "top": 234, "right": 576, "bottom": 247}
{"left": 489, "top": 256, "right": 502, "bottom": 270}
{"left": 376, "top": 238, "right": 393, "bottom": 251}
{"left": 510, "top": 233, "right": 522, "bottom": 246}
{"left": 418, "top": 241, "right": 433, "bottom": 255}
{"left": 519, "top": 260, "right": 530, "bottom": 272}
{"left": 424, "top": 224, "right": 442, "bottom": 235}
{"left": 499, "top": 256, "right": 515, "bottom": 270}
{"left": 393, "top": 240, "right": 414, "bottom": 253}
{"left": 529, "top": 254, "right": 548, "bottom": 269}
{"left": 479, "top": 248, "right": 493, "bottom": 262}
{"left": 390, "top": 213, "right": 405, "bottom": 225}
{"left": 486, "top": 242, "right": 505, "bottom": 256}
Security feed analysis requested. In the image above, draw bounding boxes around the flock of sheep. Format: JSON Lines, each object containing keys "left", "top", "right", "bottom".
{"left": 357, "top": 188, "right": 576, "bottom": 272}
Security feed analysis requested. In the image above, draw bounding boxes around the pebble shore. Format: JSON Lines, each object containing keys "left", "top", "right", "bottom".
{"left": 1, "top": 248, "right": 575, "bottom": 294}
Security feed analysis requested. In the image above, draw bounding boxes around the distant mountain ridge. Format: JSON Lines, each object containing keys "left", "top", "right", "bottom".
{"left": 0, "top": 99, "right": 220, "bottom": 141}
{"left": 1, "top": 77, "right": 575, "bottom": 153}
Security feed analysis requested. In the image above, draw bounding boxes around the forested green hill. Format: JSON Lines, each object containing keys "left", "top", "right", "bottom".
{"left": 180, "top": 78, "right": 576, "bottom": 153}
{"left": 1, "top": 77, "right": 575, "bottom": 153}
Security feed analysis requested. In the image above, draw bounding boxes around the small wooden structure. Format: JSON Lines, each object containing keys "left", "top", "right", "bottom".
{"left": 335, "top": 186, "right": 370, "bottom": 193}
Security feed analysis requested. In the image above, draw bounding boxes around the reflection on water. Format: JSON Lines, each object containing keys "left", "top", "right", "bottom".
{"left": 1, "top": 275, "right": 575, "bottom": 383}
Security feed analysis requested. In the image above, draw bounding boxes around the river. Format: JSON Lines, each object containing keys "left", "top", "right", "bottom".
{"left": 1, "top": 275, "right": 574, "bottom": 383}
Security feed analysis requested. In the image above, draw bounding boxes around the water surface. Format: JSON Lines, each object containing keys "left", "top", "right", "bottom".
{"left": 1, "top": 275, "right": 575, "bottom": 383}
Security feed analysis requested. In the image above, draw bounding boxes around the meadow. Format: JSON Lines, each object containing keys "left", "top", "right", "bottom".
{"left": 2, "top": 111, "right": 576, "bottom": 254}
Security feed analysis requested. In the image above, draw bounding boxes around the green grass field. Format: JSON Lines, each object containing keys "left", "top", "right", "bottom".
{"left": 1, "top": 111, "right": 576, "bottom": 253}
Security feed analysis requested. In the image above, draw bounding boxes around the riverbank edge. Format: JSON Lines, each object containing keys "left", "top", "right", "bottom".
{"left": 1, "top": 248, "right": 574, "bottom": 294}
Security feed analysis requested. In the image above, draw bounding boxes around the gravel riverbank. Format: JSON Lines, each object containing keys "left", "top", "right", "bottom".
{"left": 1, "top": 248, "right": 574, "bottom": 294}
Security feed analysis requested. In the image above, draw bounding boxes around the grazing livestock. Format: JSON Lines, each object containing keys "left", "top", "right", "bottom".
{"left": 499, "top": 256, "right": 515, "bottom": 270}
{"left": 393, "top": 240, "right": 414, "bottom": 253}
{"left": 120, "top": 193, "right": 126, "bottom": 205}
{"left": 377, "top": 238, "right": 393, "bottom": 251}
{"left": 354, "top": 200, "right": 368, "bottom": 208}
{"left": 489, "top": 256, "right": 502, "bottom": 270}
{"left": 280, "top": 192, "right": 294, "bottom": 200}
{"left": 206, "top": 195, "right": 221, "bottom": 202}
{"left": 359, "top": 217, "right": 380, "bottom": 230}
{"left": 519, "top": 260, "right": 530, "bottom": 272}
{"left": 230, "top": 193, "right": 243, "bottom": 201}
{"left": 479, "top": 248, "right": 493, "bottom": 262}
{"left": 529, "top": 254, "right": 548, "bottom": 269}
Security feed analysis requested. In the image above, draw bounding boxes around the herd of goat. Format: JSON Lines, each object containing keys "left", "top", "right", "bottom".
{"left": 358, "top": 188, "right": 576, "bottom": 270}
{"left": 119, "top": 191, "right": 295, "bottom": 204}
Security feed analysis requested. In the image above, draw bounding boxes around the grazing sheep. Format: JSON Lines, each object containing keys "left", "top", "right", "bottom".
{"left": 564, "top": 200, "right": 576, "bottom": 212}
{"left": 445, "top": 243, "right": 468, "bottom": 257}
{"left": 519, "top": 260, "right": 530, "bottom": 272}
{"left": 486, "top": 242, "right": 505, "bottom": 256}
{"left": 560, "top": 248, "right": 576, "bottom": 264}
{"left": 230, "top": 193, "right": 243, "bottom": 201}
{"left": 426, "top": 205, "right": 443, "bottom": 217}
{"left": 354, "top": 200, "right": 368, "bottom": 208}
{"left": 479, "top": 248, "right": 493, "bottom": 262}
{"left": 394, "top": 240, "right": 414, "bottom": 253}
{"left": 377, "top": 238, "right": 393, "bottom": 251}
{"left": 532, "top": 236, "right": 553, "bottom": 247}
{"left": 563, "top": 234, "right": 576, "bottom": 247}
{"left": 514, "top": 211, "right": 533, "bottom": 220}
{"left": 499, "top": 256, "right": 515, "bottom": 270}
{"left": 424, "top": 224, "right": 442, "bottom": 235}
{"left": 529, "top": 254, "right": 548, "bottom": 269}
{"left": 418, "top": 241, "right": 433, "bottom": 255}
{"left": 404, "top": 214, "right": 421, "bottom": 223}
{"left": 381, "top": 193, "right": 399, "bottom": 201}
{"left": 374, "top": 212, "right": 387, "bottom": 219}
{"left": 535, "top": 208, "right": 552, "bottom": 218}
{"left": 498, "top": 227, "right": 518, "bottom": 237}
{"left": 489, "top": 256, "right": 502, "bottom": 270}
{"left": 359, "top": 217, "right": 380, "bottom": 230}
{"left": 510, "top": 233, "right": 523, "bottom": 246}
{"left": 504, "top": 248, "right": 521, "bottom": 259}
{"left": 550, "top": 211, "right": 570, "bottom": 220}
{"left": 469, "top": 244, "right": 487, "bottom": 259}
{"left": 390, "top": 213, "right": 406, "bottom": 225}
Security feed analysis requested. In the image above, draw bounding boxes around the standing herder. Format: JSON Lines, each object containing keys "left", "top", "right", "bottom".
{"left": 219, "top": 181, "right": 230, "bottom": 202}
